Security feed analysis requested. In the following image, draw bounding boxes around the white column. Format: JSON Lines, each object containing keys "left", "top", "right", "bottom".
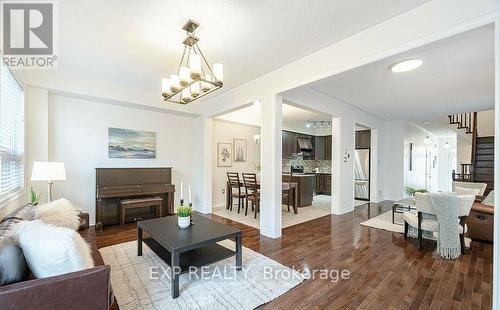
{"left": 259, "top": 94, "right": 282, "bottom": 238}
{"left": 492, "top": 17, "right": 500, "bottom": 310}
{"left": 331, "top": 116, "right": 356, "bottom": 214}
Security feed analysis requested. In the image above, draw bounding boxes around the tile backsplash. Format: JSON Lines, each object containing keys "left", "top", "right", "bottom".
{"left": 282, "top": 159, "right": 332, "bottom": 173}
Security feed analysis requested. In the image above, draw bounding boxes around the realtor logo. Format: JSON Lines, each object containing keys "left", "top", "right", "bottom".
{"left": 1, "top": 1, "right": 57, "bottom": 68}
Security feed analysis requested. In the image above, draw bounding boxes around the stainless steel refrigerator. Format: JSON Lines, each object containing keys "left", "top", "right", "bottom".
{"left": 354, "top": 149, "right": 370, "bottom": 200}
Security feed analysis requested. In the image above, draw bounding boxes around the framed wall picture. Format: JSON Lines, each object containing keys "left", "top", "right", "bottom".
{"left": 233, "top": 138, "right": 247, "bottom": 162}
{"left": 108, "top": 127, "right": 156, "bottom": 159}
{"left": 217, "top": 142, "right": 232, "bottom": 167}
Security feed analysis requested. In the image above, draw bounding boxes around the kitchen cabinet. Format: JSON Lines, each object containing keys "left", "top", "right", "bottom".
{"left": 315, "top": 173, "right": 332, "bottom": 195}
{"left": 314, "top": 135, "right": 332, "bottom": 160}
{"left": 283, "top": 174, "right": 314, "bottom": 207}
{"left": 355, "top": 130, "right": 371, "bottom": 149}
{"left": 282, "top": 131, "right": 314, "bottom": 159}
{"left": 282, "top": 131, "right": 297, "bottom": 159}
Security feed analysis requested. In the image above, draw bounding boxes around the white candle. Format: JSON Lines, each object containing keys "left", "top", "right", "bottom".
{"left": 188, "top": 185, "right": 192, "bottom": 204}
{"left": 180, "top": 181, "right": 184, "bottom": 200}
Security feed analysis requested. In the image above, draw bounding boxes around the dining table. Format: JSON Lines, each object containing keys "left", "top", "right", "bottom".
{"left": 225, "top": 181, "right": 299, "bottom": 214}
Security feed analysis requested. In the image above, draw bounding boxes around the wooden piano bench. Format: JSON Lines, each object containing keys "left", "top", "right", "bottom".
{"left": 119, "top": 196, "right": 163, "bottom": 227}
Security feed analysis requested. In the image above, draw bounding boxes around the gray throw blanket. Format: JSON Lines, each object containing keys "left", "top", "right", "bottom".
{"left": 429, "top": 192, "right": 460, "bottom": 259}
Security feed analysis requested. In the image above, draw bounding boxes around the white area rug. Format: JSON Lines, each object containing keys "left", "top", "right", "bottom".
{"left": 100, "top": 240, "right": 304, "bottom": 310}
{"left": 213, "top": 198, "right": 331, "bottom": 229}
{"left": 360, "top": 210, "right": 404, "bottom": 233}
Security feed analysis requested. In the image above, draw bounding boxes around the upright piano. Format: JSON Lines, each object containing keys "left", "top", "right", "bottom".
{"left": 95, "top": 167, "right": 175, "bottom": 231}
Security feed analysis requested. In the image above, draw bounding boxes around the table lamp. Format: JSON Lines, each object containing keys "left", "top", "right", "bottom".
{"left": 31, "top": 161, "right": 66, "bottom": 202}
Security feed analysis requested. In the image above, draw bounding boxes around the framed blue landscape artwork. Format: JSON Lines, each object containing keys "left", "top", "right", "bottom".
{"left": 108, "top": 128, "right": 156, "bottom": 159}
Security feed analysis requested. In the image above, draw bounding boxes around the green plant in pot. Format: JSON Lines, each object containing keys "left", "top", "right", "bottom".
{"left": 177, "top": 205, "right": 192, "bottom": 228}
{"left": 30, "top": 187, "right": 43, "bottom": 206}
{"left": 405, "top": 187, "right": 428, "bottom": 197}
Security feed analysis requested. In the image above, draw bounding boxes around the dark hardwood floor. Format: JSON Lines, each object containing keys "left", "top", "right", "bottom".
{"left": 95, "top": 201, "right": 492, "bottom": 309}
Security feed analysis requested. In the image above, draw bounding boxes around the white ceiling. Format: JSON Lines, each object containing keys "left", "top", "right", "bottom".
{"left": 22, "top": 0, "right": 430, "bottom": 98}
{"left": 308, "top": 24, "right": 495, "bottom": 121}
{"left": 216, "top": 101, "right": 331, "bottom": 130}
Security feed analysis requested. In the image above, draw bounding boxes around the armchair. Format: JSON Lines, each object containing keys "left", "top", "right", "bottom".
{"left": 403, "top": 193, "right": 475, "bottom": 253}
{"left": 452, "top": 181, "right": 487, "bottom": 196}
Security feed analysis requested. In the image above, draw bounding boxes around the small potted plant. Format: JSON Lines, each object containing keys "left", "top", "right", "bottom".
{"left": 405, "top": 187, "right": 428, "bottom": 197}
{"left": 177, "top": 205, "right": 192, "bottom": 228}
{"left": 29, "top": 187, "right": 43, "bottom": 206}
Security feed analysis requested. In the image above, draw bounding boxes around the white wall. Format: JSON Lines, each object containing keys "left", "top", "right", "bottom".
{"left": 477, "top": 109, "right": 496, "bottom": 136}
{"left": 212, "top": 120, "right": 260, "bottom": 207}
{"left": 381, "top": 121, "right": 405, "bottom": 200}
{"left": 46, "top": 93, "right": 199, "bottom": 224}
{"left": 403, "top": 122, "right": 455, "bottom": 194}
{"left": 457, "top": 133, "right": 472, "bottom": 170}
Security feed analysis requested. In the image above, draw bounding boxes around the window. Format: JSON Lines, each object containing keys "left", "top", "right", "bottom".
{"left": 0, "top": 63, "right": 24, "bottom": 202}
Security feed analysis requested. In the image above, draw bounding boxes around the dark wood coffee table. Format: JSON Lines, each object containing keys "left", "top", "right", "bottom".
{"left": 137, "top": 214, "right": 242, "bottom": 298}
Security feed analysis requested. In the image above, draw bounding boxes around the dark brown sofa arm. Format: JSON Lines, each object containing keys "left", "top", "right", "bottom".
{"left": 0, "top": 265, "right": 111, "bottom": 310}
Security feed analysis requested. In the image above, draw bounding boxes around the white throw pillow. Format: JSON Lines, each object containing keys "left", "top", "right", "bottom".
{"left": 15, "top": 220, "right": 94, "bottom": 278}
{"left": 35, "top": 198, "right": 80, "bottom": 230}
{"left": 483, "top": 190, "right": 494, "bottom": 206}
{"left": 454, "top": 186, "right": 480, "bottom": 196}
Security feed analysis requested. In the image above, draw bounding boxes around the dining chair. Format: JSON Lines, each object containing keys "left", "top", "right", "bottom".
{"left": 242, "top": 173, "right": 260, "bottom": 218}
{"left": 403, "top": 192, "right": 475, "bottom": 253}
{"left": 226, "top": 172, "right": 245, "bottom": 213}
{"left": 282, "top": 172, "right": 293, "bottom": 212}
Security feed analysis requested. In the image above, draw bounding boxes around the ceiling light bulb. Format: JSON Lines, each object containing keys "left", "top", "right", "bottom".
{"left": 201, "top": 75, "right": 212, "bottom": 92}
{"left": 424, "top": 136, "right": 432, "bottom": 145}
{"left": 179, "top": 66, "right": 190, "bottom": 86}
{"left": 181, "top": 88, "right": 191, "bottom": 103}
{"left": 390, "top": 59, "right": 423, "bottom": 73}
{"left": 161, "top": 78, "right": 171, "bottom": 96}
{"left": 306, "top": 122, "right": 311, "bottom": 128}
{"left": 189, "top": 54, "right": 201, "bottom": 80}
{"left": 191, "top": 82, "right": 200, "bottom": 98}
{"left": 170, "top": 74, "right": 180, "bottom": 92}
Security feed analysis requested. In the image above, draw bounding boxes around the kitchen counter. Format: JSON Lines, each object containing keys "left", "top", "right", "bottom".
{"left": 281, "top": 174, "right": 314, "bottom": 207}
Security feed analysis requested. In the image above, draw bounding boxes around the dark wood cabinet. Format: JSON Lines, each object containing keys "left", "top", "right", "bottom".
{"left": 283, "top": 174, "right": 314, "bottom": 207}
{"left": 314, "top": 136, "right": 325, "bottom": 160}
{"left": 355, "top": 130, "right": 371, "bottom": 149}
{"left": 324, "top": 135, "right": 332, "bottom": 160}
{"left": 282, "top": 131, "right": 298, "bottom": 159}
{"left": 315, "top": 173, "right": 332, "bottom": 195}
{"left": 314, "top": 135, "right": 332, "bottom": 160}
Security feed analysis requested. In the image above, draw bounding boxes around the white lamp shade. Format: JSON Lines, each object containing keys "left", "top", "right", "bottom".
{"left": 191, "top": 82, "right": 200, "bottom": 97}
{"left": 161, "top": 78, "right": 171, "bottom": 96}
{"left": 170, "top": 74, "right": 180, "bottom": 91}
{"left": 189, "top": 54, "right": 201, "bottom": 79}
{"left": 201, "top": 75, "right": 212, "bottom": 92}
{"left": 31, "top": 162, "right": 66, "bottom": 181}
{"left": 179, "top": 66, "right": 190, "bottom": 86}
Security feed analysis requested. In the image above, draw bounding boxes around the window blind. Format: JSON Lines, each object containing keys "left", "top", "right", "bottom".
{"left": 0, "top": 63, "right": 25, "bottom": 201}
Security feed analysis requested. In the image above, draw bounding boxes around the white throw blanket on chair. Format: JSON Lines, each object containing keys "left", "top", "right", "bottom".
{"left": 429, "top": 192, "right": 461, "bottom": 259}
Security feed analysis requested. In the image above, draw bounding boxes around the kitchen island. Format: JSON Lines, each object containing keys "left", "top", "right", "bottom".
{"left": 282, "top": 173, "right": 315, "bottom": 207}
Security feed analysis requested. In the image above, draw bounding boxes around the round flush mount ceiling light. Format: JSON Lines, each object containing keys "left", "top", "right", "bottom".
{"left": 390, "top": 59, "right": 423, "bottom": 73}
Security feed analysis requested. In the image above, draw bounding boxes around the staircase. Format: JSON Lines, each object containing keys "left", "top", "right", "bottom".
{"left": 449, "top": 112, "right": 495, "bottom": 196}
{"left": 474, "top": 136, "right": 494, "bottom": 194}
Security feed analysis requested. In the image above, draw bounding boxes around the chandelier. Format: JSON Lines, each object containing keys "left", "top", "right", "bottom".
{"left": 306, "top": 120, "right": 331, "bottom": 128}
{"left": 161, "top": 20, "right": 223, "bottom": 104}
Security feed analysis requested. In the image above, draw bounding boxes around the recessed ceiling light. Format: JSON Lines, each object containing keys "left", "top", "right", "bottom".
{"left": 390, "top": 59, "right": 423, "bottom": 73}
